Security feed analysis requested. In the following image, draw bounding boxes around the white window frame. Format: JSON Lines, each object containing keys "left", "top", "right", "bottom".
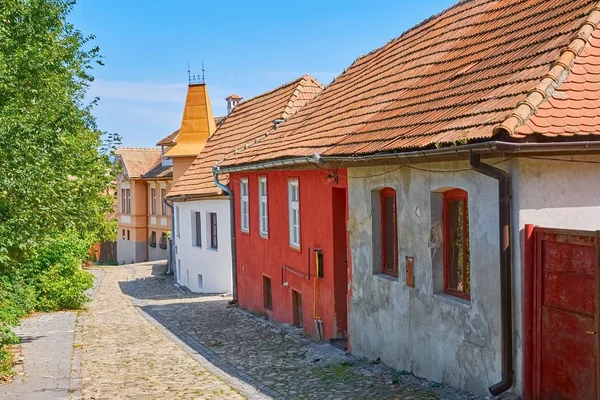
{"left": 258, "top": 176, "right": 268, "bottom": 237}
{"left": 208, "top": 211, "right": 218, "bottom": 250}
{"left": 161, "top": 188, "right": 167, "bottom": 215}
{"left": 288, "top": 179, "right": 300, "bottom": 249}
{"left": 240, "top": 178, "right": 249, "bottom": 233}
{"left": 150, "top": 188, "right": 157, "bottom": 215}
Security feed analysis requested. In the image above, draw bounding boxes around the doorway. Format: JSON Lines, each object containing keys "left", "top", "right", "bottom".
{"left": 533, "top": 228, "right": 598, "bottom": 399}
{"left": 332, "top": 187, "right": 348, "bottom": 337}
{"left": 292, "top": 290, "right": 303, "bottom": 328}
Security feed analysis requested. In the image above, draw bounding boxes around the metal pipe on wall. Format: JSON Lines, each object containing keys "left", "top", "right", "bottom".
{"left": 469, "top": 151, "right": 514, "bottom": 396}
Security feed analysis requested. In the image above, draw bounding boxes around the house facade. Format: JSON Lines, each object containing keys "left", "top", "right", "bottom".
{"left": 228, "top": 169, "right": 349, "bottom": 340}
{"left": 168, "top": 76, "right": 323, "bottom": 294}
{"left": 115, "top": 148, "right": 161, "bottom": 264}
{"left": 216, "top": 1, "right": 600, "bottom": 398}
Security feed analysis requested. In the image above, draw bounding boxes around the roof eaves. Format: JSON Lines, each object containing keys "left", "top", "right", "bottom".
{"left": 495, "top": 3, "right": 600, "bottom": 137}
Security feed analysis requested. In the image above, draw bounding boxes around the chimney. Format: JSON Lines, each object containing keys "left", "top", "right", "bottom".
{"left": 226, "top": 94, "right": 242, "bottom": 115}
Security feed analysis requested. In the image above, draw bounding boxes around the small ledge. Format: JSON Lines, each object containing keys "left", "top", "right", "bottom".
{"left": 434, "top": 293, "right": 472, "bottom": 309}
{"left": 374, "top": 273, "right": 398, "bottom": 282}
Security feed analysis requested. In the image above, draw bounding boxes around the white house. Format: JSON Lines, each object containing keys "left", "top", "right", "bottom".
{"left": 167, "top": 75, "right": 323, "bottom": 294}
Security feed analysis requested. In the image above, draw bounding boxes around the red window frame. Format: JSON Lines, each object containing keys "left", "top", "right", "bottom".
{"left": 443, "top": 188, "right": 470, "bottom": 300}
{"left": 380, "top": 188, "right": 398, "bottom": 277}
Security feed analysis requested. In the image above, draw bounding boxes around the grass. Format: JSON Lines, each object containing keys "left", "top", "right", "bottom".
{"left": 312, "top": 361, "right": 357, "bottom": 383}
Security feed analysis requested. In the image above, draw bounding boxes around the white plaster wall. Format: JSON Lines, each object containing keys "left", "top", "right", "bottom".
{"left": 148, "top": 245, "right": 168, "bottom": 262}
{"left": 117, "top": 239, "right": 145, "bottom": 264}
{"left": 347, "top": 160, "right": 514, "bottom": 395}
{"left": 173, "top": 198, "right": 232, "bottom": 293}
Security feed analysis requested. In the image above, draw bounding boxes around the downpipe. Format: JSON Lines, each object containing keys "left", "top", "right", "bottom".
{"left": 163, "top": 199, "right": 175, "bottom": 275}
{"left": 469, "top": 152, "right": 514, "bottom": 397}
{"left": 212, "top": 166, "right": 238, "bottom": 304}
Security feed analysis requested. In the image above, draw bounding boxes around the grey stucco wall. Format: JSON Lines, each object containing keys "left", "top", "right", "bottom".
{"left": 347, "top": 160, "right": 510, "bottom": 395}
{"left": 148, "top": 245, "right": 168, "bottom": 262}
{"left": 117, "top": 240, "right": 147, "bottom": 264}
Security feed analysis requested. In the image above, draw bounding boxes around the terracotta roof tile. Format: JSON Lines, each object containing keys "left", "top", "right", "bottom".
{"left": 167, "top": 75, "right": 323, "bottom": 198}
{"left": 114, "top": 148, "right": 161, "bottom": 179}
{"left": 220, "top": 0, "right": 600, "bottom": 168}
{"left": 156, "top": 129, "right": 179, "bottom": 146}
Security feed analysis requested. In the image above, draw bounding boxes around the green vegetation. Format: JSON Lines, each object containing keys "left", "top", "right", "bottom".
{"left": 0, "top": 0, "right": 118, "bottom": 377}
{"left": 312, "top": 361, "right": 358, "bottom": 383}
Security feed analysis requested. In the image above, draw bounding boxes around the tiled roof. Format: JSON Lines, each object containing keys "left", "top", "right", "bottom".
{"left": 141, "top": 160, "right": 173, "bottom": 180}
{"left": 114, "top": 148, "right": 161, "bottom": 179}
{"left": 157, "top": 129, "right": 179, "bottom": 146}
{"left": 220, "top": 0, "right": 600, "bottom": 167}
{"left": 168, "top": 75, "right": 323, "bottom": 198}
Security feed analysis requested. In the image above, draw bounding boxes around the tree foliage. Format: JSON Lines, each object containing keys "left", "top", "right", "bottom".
{"left": 0, "top": 0, "right": 119, "bottom": 376}
{"left": 0, "top": 0, "right": 119, "bottom": 272}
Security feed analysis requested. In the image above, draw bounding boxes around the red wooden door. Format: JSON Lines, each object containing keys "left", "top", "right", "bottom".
{"left": 534, "top": 229, "right": 599, "bottom": 399}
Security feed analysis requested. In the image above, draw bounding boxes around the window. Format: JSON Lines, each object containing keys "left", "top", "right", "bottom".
{"left": 443, "top": 189, "right": 470, "bottom": 299}
{"left": 176, "top": 206, "right": 180, "bottom": 238}
{"left": 151, "top": 188, "right": 157, "bottom": 215}
{"left": 240, "top": 179, "right": 249, "bottom": 232}
{"left": 127, "top": 230, "right": 130, "bottom": 240}
{"left": 192, "top": 212, "right": 202, "bottom": 247}
{"left": 288, "top": 179, "right": 300, "bottom": 249}
{"left": 263, "top": 276, "right": 272, "bottom": 310}
{"left": 149, "top": 231, "right": 157, "bottom": 247}
{"left": 159, "top": 232, "right": 168, "bottom": 249}
{"left": 380, "top": 188, "right": 398, "bottom": 276}
{"left": 161, "top": 188, "right": 167, "bottom": 215}
{"left": 197, "top": 274, "right": 203, "bottom": 290}
{"left": 121, "top": 188, "right": 131, "bottom": 214}
{"left": 209, "top": 212, "right": 218, "bottom": 249}
{"left": 122, "top": 229, "right": 126, "bottom": 240}
{"left": 259, "top": 177, "right": 268, "bottom": 237}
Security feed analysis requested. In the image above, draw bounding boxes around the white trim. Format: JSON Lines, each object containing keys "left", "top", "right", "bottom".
{"left": 160, "top": 217, "right": 168, "bottom": 226}
{"left": 176, "top": 206, "right": 181, "bottom": 238}
{"left": 207, "top": 211, "right": 219, "bottom": 250}
{"left": 120, "top": 215, "right": 131, "bottom": 224}
{"left": 150, "top": 216, "right": 157, "bottom": 225}
{"left": 191, "top": 210, "right": 202, "bottom": 247}
{"left": 288, "top": 179, "right": 300, "bottom": 249}
{"left": 259, "top": 176, "right": 268, "bottom": 237}
{"left": 240, "top": 178, "right": 249, "bottom": 233}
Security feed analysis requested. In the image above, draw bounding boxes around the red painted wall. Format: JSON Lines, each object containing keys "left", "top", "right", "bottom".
{"left": 231, "top": 168, "right": 348, "bottom": 339}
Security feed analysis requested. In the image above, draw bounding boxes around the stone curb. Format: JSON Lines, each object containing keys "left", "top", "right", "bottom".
{"left": 124, "top": 269, "right": 278, "bottom": 400}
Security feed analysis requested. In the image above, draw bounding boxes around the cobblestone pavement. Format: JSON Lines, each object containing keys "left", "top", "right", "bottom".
{"left": 127, "top": 262, "right": 485, "bottom": 400}
{"left": 79, "top": 264, "right": 247, "bottom": 400}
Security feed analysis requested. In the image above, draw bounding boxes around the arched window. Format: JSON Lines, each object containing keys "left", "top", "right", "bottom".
{"left": 443, "top": 188, "right": 470, "bottom": 299}
{"left": 380, "top": 188, "right": 398, "bottom": 277}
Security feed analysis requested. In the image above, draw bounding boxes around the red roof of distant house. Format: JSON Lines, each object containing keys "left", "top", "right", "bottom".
{"left": 114, "top": 148, "right": 161, "bottom": 179}
{"left": 220, "top": 0, "right": 600, "bottom": 168}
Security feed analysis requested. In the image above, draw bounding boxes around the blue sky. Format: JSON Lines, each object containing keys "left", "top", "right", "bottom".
{"left": 70, "top": 0, "right": 456, "bottom": 148}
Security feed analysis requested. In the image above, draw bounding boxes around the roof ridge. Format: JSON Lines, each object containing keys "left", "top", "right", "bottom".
{"left": 495, "top": 2, "right": 600, "bottom": 136}
{"left": 115, "top": 147, "right": 160, "bottom": 152}
{"left": 280, "top": 75, "right": 324, "bottom": 120}
{"left": 232, "top": 74, "right": 319, "bottom": 109}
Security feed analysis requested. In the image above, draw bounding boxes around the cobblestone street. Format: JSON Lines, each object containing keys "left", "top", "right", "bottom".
{"left": 118, "top": 262, "right": 483, "bottom": 400}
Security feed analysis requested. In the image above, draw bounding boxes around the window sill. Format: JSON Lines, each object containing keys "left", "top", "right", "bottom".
{"left": 241, "top": 230, "right": 250, "bottom": 236}
{"left": 434, "top": 293, "right": 471, "bottom": 309}
{"left": 208, "top": 247, "right": 219, "bottom": 252}
{"left": 260, "top": 233, "right": 269, "bottom": 239}
{"left": 374, "top": 273, "right": 398, "bottom": 282}
{"left": 289, "top": 245, "right": 301, "bottom": 253}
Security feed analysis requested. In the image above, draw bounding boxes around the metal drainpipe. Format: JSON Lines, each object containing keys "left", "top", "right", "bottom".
{"left": 212, "top": 166, "right": 238, "bottom": 304}
{"left": 164, "top": 199, "right": 175, "bottom": 275}
{"left": 469, "top": 151, "right": 513, "bottom": 396}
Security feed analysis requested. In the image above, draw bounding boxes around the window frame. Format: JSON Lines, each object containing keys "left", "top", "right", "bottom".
{"left": 288, "top": 179, "right": 300, "bottom": 249}
{"left": 121, "top": 189, "right": 126, "bottom": 213}
{"left": 263, "top": 275, "right": 273, "bottom": 310}
{"left": 192, "top": 211, "right": 202, "bottom": 248}
{"left": 149, "top": 231, "right": 157, "bottom": 247}
{"left": 258, "top": 176, "right": 268, "bottom": 237}
{"left": 159, "top": 232, "right": 168, "bottom": 249}
{"left": 443, "top": 188, "right": 471, "bottom": 300}
{"left": 240, "top": 178, "right": 250, "bottom": 233}
{"left": 209, "top": 212, "right": 218, "bottom": 250}
{"left": 380, "top": 188, "right": 398, "bottom": 277}
{"left": 150, "top": 188, "right": 157, "bottom": 215}
{"left": 161, "top": 188, "right": 167, "bottom": 216}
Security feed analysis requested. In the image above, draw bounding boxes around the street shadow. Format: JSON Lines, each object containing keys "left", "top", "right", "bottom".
{"left": 18, "top": 335, "right": 45, "bottom": 344}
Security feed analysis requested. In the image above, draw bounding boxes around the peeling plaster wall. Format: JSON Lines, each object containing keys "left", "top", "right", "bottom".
{"left": 173, "top": 198, "right": 232, "bottom": 294}
{"left": 347, "top": 160, "right": 511, "bottom": 395}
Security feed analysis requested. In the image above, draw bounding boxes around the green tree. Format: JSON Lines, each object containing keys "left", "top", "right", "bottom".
{"left": 0, "top": 0, "right": 119, "bottom": 272}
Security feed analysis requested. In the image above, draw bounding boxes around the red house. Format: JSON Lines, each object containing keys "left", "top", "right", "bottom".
{"left": 228, "top": 168, "right": 349, "bottom": 341}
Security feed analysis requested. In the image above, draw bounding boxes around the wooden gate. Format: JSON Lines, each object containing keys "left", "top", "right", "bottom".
{"left": 532, "top": 228, "right": 599, "bottom": 399}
